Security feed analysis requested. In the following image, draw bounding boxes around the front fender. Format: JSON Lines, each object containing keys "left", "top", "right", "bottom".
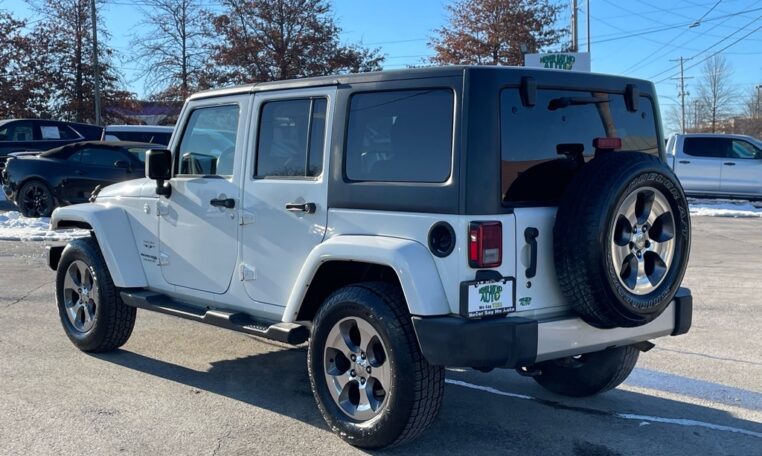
{"left": 51, "top": 204, "right": 147, "bottom": 288}
{"left": 283, "top": 235, "right": 450, "bottom": 322}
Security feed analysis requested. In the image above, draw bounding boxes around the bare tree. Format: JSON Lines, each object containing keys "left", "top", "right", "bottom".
{"left": 740, "top": 85, "right": 762, "bottom": 138}
{"left": 697, "top": 55, "right": 737, "bottom": 133}
{"left": 208, "top": 0, "right": 384, "bottom": 85}
{"left": 429, "top": 0, "right": 566, "bottom": 66}
{"left": 131, "top": 0, "right": 212, "bottom": 101}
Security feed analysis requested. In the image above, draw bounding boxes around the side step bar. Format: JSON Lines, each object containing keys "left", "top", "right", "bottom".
{"left": 120, "top": 290, "right": 309, "bottom": 345}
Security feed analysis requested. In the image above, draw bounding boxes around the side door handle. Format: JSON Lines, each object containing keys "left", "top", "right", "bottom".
{"left": 723, "top": 162, "right": 736, "bottom": 166}
{"left": 678, "top": 160, "right": 690, "bottom": 164}
{"left": 524, "top": 227, "right": 539, "bottom": 279}
{"left": 210, "top": 198, "right": 235, "bottom": 208}
{"left": 286, "top": 202, "right": 316, "bottom": 214}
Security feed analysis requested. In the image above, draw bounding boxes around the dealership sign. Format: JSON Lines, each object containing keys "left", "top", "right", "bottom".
{"left": 524, "top": 52, "right": 591, "bottom": 72}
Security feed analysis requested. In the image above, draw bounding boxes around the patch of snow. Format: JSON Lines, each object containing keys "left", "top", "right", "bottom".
{"left": 689, "top": 198, "right": 762, "bottom": 218}
{"left": 0, "top": 211, "right": 88, "bottom": 242}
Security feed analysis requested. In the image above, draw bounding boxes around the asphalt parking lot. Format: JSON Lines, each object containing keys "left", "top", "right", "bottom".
{"left": 0, "top": 215, "right": 760, "bottom": 456}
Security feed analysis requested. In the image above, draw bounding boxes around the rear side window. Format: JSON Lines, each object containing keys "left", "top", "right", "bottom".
{"left": 683, "top": 137, "right": 729, "bottom": 158}
{"left": 345, "top": 89, "right": 454, "bottom": 183}
{"left": 40, "top": 124, "right": 79, "bottom": 140}
{"left": 501, "top": 88, "right": 659, "bottom": 204}
{"left": 177, "top": 105, "right": 239, "bottom": 177}
{"left": 255, "top": 98, "right": 327, "bottom": 178}
{"left": 108, "top": 131, "right": 172, "bottom": 145}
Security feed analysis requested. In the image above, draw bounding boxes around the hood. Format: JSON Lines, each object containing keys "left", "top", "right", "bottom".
{"left": 96, "top": 178, "right": 157, "bottom": 199}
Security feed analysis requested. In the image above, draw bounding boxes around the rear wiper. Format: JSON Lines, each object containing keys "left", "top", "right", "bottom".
{"left": 548, "top": 96, "right": 609, "bottom": 111}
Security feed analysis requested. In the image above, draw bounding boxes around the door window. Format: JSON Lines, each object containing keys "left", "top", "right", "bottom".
{"left": 255, "top": 98, "right": 327, "bottom": 178}
{"left": 729, "top": 139, "right": 762, "bottom": 160}
{"left": 345, "top": 89, "right": 454, "bottom": 182}
{"left": 0, "top": 121, "right": 34, "bottom": 141}
{"left": 39, "top": 124, "right": 80, "bottom": 140}
{"left": 80, "top": 148, "right": 129, "bottom": 167}
{"left": 683, "top": 137, "right": 730, "bottom": 158}
{"left": 177, "top": 104, "right": 240, "bottom": 177}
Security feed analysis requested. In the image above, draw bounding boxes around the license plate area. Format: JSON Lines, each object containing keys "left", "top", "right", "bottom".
{"left": 459, "top": 277, "right": 516, "bottom": 318}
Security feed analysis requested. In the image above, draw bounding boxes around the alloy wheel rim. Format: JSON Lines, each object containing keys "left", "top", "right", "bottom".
{"left": 22, "top": 184, "right": 50, "bottom": 217}
{"left": 610, "top": 186, "right": 676, "bottom": 295}
{"left": 323, "top": 317, "right": 391, "bottom": 421}
{"left": 62, "top": 260, "right": 98, "bottom": 333}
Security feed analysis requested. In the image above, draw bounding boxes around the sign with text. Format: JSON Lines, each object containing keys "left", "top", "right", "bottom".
{"left": 524, "top": 52, "right": 591, "bottom": 72}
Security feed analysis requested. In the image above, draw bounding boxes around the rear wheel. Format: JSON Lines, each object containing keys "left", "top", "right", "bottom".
{"left": 19, "top": 180, "right": 55, "bottom": 217}
{"left": 532, "top": 346, "right": 639, "bottom": 397}
{"left": 308, "top": 282, "right": 444, "bottom": 449}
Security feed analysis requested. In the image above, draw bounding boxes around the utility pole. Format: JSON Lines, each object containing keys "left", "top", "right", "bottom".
{"left": 91, "top": 0, "right": 101, "bottom": 126}
{"left": 571, "top": 0, "right": 578, "bottom": 52}
{"left": 670, "top": 57, "right": 692, "bottom": 134}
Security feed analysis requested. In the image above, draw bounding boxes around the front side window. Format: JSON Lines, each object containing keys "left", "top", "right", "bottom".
{"left": 80, "top": 148, "right": 128, "bottom": 167}
{"left": 345, "top": 89, "right": 454, "bottom": 183}
{"left": 255, "top": 98, "right": 327, "bottom": 178}
{"left": 177, "top": 104, "right": 240, "bottom": 176}
{"left": 730, "top": 139, "right": 762, "bottom": 159}
{"left": 0, "top": 121, "right": 34, "bottom": 141}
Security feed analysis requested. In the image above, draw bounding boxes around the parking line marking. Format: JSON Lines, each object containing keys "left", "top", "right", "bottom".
{"left": 445, "top": 379, "right": 762, "bottom": 439}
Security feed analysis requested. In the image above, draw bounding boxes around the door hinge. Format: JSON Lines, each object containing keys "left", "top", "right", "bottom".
{"left": 239, "top": 263, "right": 256, "bottom": 281}
{"left": 156, "top": 200, "right": 169, "bottom": 216}
{"left": 157, "top": 252, "right": 169, "bottom": 266}
{"left": 238, "top": 210, "right": 255, "bottom": 225}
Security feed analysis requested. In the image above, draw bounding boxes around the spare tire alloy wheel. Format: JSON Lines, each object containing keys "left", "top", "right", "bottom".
{"left": 324, "top": 317, "right": 391, "bottom": 421}
{"left": 611, "top": 187, "right": 675, "bottom": 295}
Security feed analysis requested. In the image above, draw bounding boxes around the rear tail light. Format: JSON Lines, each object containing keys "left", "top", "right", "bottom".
{"left": 468, "top": 221, "right": 502, "bottom": 268}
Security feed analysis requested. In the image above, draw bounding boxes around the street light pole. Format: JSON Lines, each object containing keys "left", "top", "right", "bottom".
{"left": 91, "top": 0, "right": 101, "bottom": 126}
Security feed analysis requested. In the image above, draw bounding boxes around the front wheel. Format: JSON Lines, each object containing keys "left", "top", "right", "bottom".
{"left": 56, "top": 237, "right": 136, "bottom": 352}
{"left": 308, "top": 282, "right": 444, "bottom": 449}
{"left": 531, "top": 345, "right": 639, "bottom": 397}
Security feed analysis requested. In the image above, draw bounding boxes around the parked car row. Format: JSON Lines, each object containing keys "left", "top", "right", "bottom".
{"left": 667, "top": 133, "right": 762, "bottom": 199}
{"left": 0, "top": 118, "right": 175, "bottom": 217}
{"left": 2, "top": 141, "right": 156, "bottom": 217}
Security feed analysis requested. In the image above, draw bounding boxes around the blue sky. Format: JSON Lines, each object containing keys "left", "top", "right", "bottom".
{"left": 2, "top": 0, "right": 762, "bottom": 132}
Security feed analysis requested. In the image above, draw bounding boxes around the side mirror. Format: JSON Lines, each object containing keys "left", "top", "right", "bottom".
{"left": 114, "top": 160, "right": 130, "bottom": 169}
{"left": 145, "top": 149, "right": 172, "bottom": 197}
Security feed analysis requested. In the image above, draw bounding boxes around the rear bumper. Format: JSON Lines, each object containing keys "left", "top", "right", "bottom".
{"left": 412, "top": 287, "right": 692, "bottom": 369}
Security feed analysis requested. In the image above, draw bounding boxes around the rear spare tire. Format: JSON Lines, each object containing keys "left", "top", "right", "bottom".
{"left": 554, "top": 152, "right": 690, "bottom": 328}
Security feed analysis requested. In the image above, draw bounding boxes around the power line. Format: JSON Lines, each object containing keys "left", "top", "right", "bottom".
{"left": 655, "top": 21, "right": 762, "bottom": 84}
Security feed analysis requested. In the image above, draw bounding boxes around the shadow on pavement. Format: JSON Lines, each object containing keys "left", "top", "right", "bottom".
{"left": 94, "top": 346, "right": 762, "bottom": 455}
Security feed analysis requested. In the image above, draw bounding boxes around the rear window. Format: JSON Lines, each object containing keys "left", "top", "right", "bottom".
{"left": 501, "top": 88, "right": 659, "bottom": 204}
{"left": 345, "top": 89, "right": 454, "bottom": 183}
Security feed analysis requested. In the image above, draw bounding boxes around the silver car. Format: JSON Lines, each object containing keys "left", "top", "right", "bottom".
{"left": 666, "top": 133, "right": 762, "bottom": 199}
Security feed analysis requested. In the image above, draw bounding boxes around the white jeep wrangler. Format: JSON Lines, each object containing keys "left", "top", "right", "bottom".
{"left": 49, "top": 66, "right": 693, "bottom": 449}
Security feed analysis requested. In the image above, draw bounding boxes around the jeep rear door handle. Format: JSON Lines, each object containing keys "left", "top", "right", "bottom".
{"left": 210, "top": 197, "right": 235, "bottom": 209}
{"left": 678, "top": 160, "right": 690, "bottom": 164}
{"left": 723, "top": 162, "right": 736, "bottom": 166}
{"left": 286, "top": 202, "right": 316, "bottom": 214}
{"left": 524, "top": 227, "right": 539, "bottom": 279}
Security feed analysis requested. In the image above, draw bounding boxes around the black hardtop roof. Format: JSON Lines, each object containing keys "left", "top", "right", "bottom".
{"left": 189, "top": 66, "right": 657, "bottom": 100}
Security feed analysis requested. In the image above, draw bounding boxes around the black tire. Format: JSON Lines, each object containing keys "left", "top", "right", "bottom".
{"left": 55, "top": 237, "right": 136, "bottom": 352}
{"left": 18, "top": 179, "right": 56, "bottom": 217}
{"left": 308, "top": 282, "right": 444, "bottom": 449}
{"left": 533, "top": 346, "right": 640, "bottom": 397}
{"left": 554, "top": 152, "right": 691, "bottom": 328}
